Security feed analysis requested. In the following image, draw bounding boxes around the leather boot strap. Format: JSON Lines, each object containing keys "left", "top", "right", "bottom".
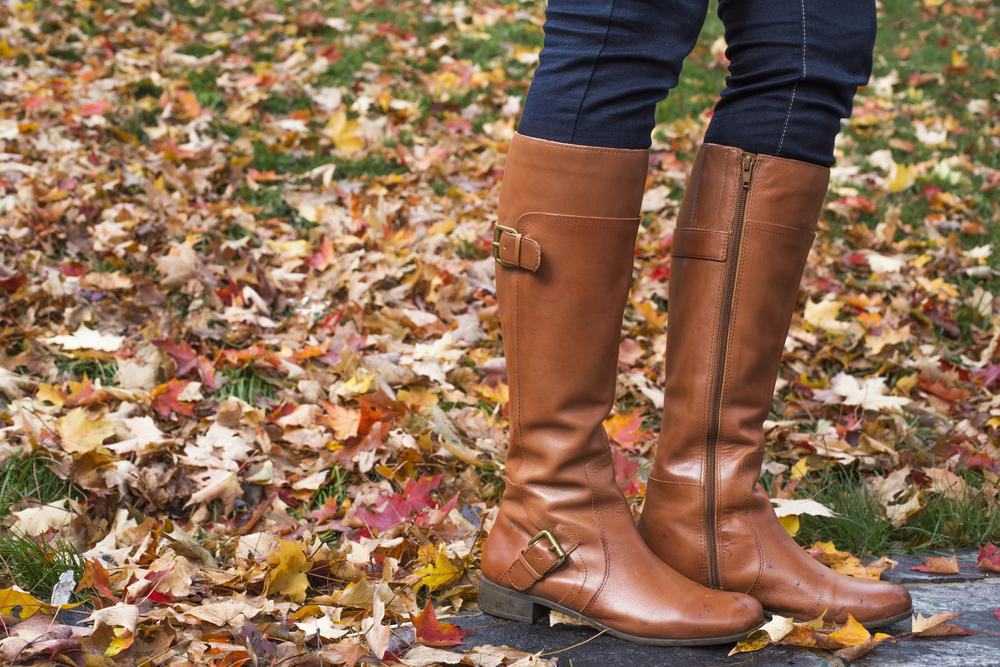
{"left": 493, "top": 225, "right": 541, "bottom": 271}
{"left": 503, "top": 527, "right": 578, "bottom": 591}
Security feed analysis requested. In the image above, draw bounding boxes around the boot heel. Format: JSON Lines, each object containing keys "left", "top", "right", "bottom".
{"left": 479, "top": 577, "right": 546, "bottom": 623}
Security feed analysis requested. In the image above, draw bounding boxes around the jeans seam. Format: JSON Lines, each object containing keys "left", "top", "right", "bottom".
{"left": 569, "top": 0, "right": 618, "bottom": 144}
{"left": 776, "top": 0, "right": 808, "bottom": 156}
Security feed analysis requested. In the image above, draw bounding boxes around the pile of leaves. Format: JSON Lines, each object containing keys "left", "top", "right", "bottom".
{"left": 0, "top": 0, "right": 996, "bottom": 664}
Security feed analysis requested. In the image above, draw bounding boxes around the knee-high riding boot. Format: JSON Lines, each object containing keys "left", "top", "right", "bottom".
{"left": 479, "top": 134, "right": 764, "bottom": 645}
{"left": 638, "top": 143, "right": 912, "bottom": 628}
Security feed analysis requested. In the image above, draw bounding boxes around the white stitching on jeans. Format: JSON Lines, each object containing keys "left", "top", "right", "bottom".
{"left": 777, "top": 0, "right": 808, "bottom": 156}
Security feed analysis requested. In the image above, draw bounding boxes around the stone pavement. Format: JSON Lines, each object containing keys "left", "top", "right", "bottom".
{"left": 452, "top": 550, "right": 999, "bottom": 666}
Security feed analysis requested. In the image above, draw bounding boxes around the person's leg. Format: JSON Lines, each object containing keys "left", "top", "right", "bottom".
{"left": 705, "top": 0, "right": 877, "bottom": 166}
{"left": 639, "top": 0, "right": 912, "bottom": 628}
{"left": 517, "top": 0, "right": 709, "bottom": 149}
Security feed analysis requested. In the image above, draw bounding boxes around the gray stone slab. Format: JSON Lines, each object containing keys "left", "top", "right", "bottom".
{"left": 881, "top": 549, "right": 992, "bottom": 585}
{"left": 452, "top": 578, "right": 1000, "bottom": 666}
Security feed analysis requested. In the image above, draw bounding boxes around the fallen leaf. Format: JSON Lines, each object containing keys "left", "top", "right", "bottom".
{"left": 977, "top": 543, "right": 1000, "bottom": 573}
{"left": 58, "top": 408, "right": 115, "bottom": 455}
{"left": 42, "top": 325, "right": 123, "bottom": 351}
{"left": 413, "top": 544, "right": 464, "bottom": 592}
{"left": 266, "top": 540, "right": 311, "bottom": 603}
{"left": 410, "top": 599, "right": 471, "bottom": 647}
{"left": 912, "top": 553, "right": 960, "bottom": 574}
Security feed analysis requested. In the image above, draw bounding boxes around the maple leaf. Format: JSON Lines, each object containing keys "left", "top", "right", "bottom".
{"left": 409, "top": 599, "right": 471, "bottom": 647}
{"left": 828, "top": 615, "right": 874, "bottom": 647}
{"left": 79, "top": 559, "right": 118, "bottom": 602}
{"left": 354, "top": 474, "right": 442, "bottom": 532}
{"left": 42, "top": 325, "right": 124, "bottom": 351}
{"left": 0, "top": 587, "right": 54, "bottom": 620}
{"left": 976, "top": 543, "right": 1000, "bottom": 573}
{"left": 57, "top": 407, "right": 116, "bottom": 455}
{"left": 911, "top": 553, "right": 960, "bottom": 574}
{"left": 413, "top": 544, "right": 463, "bottom": 592}
{"left": 603, "top": 409, "right": 651, "bottom": 450}
{"left": 151, "top": 379, "right": 196, "bottom": 418}
{"left": 12, "top": 498, "right": 75, "bottom": 536}
{"left": 325, "top": 109, "right": 364, "bottom": 154}
{"left": 266, "top": 540, "right": 311, "bottom": 603}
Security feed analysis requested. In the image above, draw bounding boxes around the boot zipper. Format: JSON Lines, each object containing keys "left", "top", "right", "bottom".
{"left": 705, "top": 152, "right": 756, "bottom": 589}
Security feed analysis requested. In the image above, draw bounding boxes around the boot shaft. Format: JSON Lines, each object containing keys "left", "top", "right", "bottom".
{"left": 495, "top": 134, "right": 649, "bottom": 487}
{"left": 641, "top": 144, "right": 829, "bottom": 588}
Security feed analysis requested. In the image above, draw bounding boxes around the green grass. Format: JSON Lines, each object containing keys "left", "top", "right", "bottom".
{"left": 0, "top": 455, "right": 79, "bottom": 517}
{"left": 186, "top": 67, "right": 227, "bottom": 114}
{"left": 792, "top": 467, "right": 896, "bottom": 556}
{"left": 0, "top": 530, "right": 86, "bottom": 603}
{"left": 211, "top": 366, "right": 280, "bottom": 403}
{"left": 778, "top": 466, "right": 1000, "bottom": 556}
{"left": 55, "top": 356, "right": 118, "bottom": 385}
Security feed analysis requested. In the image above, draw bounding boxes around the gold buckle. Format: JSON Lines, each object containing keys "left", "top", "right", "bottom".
{"left": 492, "top": 224, "right": 519, "bottom": 267}
{"left": 528, "top": 530, "right": 566, "bottom": 568}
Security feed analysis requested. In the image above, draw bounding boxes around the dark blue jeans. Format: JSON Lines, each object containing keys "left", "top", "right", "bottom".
{"left": 517, "top": 0, "right": 876, "bottom": 167}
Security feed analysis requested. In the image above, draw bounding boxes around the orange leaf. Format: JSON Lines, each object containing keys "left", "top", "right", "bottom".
{"left": 911, "top": 553, "right": 960, "bottom": 574}
{"left": 175, "top": 90, "right": 202, "bottom": 119}
{"left": 603, "top": 409, "right": 651, "bottom": 450}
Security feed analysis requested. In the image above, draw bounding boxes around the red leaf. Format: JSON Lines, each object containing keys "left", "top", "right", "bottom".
{"left": 611, "top": 447, "right": 642, "bottom": 499}
{"left": 0, "top": 273, "right": 25, "bottom": 293}
{"left": 151, "top": 379, "right": 196, "bottom": 418}
{"left": 353, "top": 474, "right": 442, "bottom": 532}
{"left": 978, "top": 543, "right": 1000, "bottom": 574}
{"left": 409, "top": 600, "right": 470, "bottom": 647}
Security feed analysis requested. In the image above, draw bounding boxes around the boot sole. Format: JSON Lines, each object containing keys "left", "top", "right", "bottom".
{"left": 479, "top": 576, "right": 762, "bottom": 646}
{"left": 765, "top": 607, "right": 913, "bottom": 630}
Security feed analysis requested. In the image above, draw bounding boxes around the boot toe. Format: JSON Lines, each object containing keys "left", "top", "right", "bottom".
{"left": 688, "top": 590, "right": 764, "bottom": 639}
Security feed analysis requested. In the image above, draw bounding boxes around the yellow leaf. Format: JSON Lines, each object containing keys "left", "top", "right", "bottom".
{"left": 778, "top": 514, "right": 800, "bottom": 537}
{"left": 0, "top": 587, "right": 50, "bottom": 619}
{"left": 636, "top": 301, "right": 666, "bottom": 330}
{"left": 36, "top": 383, "right": 66, "bottom": 408}
{"left": 886, "top": 163, "right": 917, "bottom": 193}
{"left": 828, "top": 615, "right": 871, "bottom": 647}
{"left": 267, "top": 540, "right": 311, "bottom": 603}
{"left": 476, "top": 382, "right": 509, "bottom": 404}
{"left": 413, "top": 545, "right": 463, "bottom": 592}
{"left": 727, "top": 631, "right": 771, "bottom": 656}
{"left": 800, "top": 610, "right": 827, "bottom": 631}
{"left": 58, "top": 408, "right": 115, "bottom": 455}
{"left": 790, "top": 458, "right": 810, "bottom": 480}
{"left": 325, "top": 109, "right": 364, "bottom": 155}
{"left": 105, "top": 628, "right": 134, "bottom": 657}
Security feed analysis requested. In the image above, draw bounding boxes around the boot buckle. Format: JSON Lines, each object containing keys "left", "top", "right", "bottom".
{"left": 528, "top": 530, "right": 566, "bottom": 568}
{"left": 492, "top": 224, "right": 520, "bottom": 267}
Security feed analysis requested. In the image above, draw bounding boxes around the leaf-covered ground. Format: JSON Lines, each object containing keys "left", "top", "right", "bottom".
{"left": 0, "top": 0, "right": 997, "bottom": 664}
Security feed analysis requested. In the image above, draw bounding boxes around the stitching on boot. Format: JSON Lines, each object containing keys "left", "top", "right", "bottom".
{"left": 739, "top": 451, "right": 766, "bottom": 596}
{"left": 580, "top": 457, "right": 612, "bottom": 616}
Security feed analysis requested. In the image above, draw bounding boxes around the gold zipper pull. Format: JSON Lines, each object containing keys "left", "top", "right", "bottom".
{"left": 741, "top": 154, "right": 755, "bottom": 189}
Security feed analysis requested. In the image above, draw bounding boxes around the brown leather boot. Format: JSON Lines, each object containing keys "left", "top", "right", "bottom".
{"left": 637, "top": 143, "right": 912, "bottom": 628}
{"left": 479, "top": 134, "right": 764, "bottom": 646}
